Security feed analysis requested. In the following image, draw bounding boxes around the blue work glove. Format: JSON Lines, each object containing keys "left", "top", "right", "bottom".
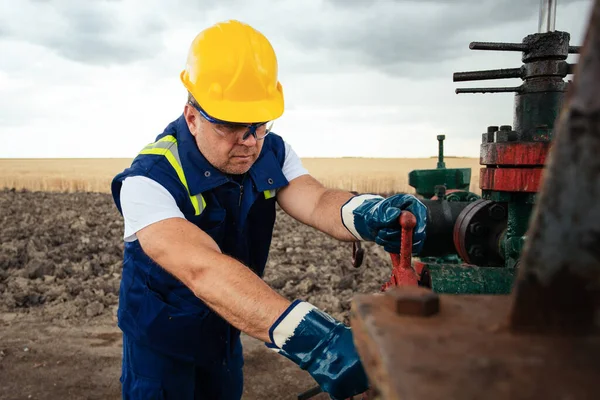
{"left": 341, "top": 193, "right": 427, "bottom": 254}
{"left": 265, "top": 300, "right": 369, "bottom": 400}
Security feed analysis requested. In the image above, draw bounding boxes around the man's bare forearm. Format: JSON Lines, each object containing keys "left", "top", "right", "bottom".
{"left": 309, "top": 188, "right": 357, "bottom": 241}
{"left": 137, "top": 218, "right": 291, "bottom": 344}
{"left": 191, "top": 251, "right": 291, "bottom": 343}
{"left": 276, "top": 175, "right": 359, "bottom": 241}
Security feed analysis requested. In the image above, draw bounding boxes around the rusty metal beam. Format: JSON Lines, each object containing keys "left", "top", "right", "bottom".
{"left": 509, "top": 0, "right": 600, "bottom": 334}
{"left": 351, "top": 288, "right": 600, "bottom": 400}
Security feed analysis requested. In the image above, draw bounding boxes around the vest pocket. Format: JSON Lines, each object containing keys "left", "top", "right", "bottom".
{"left": 122, "top": 371, "right": 165, "bottom": 400}
{"left": 135, "top": 283, "right": 210, "bottom": 361}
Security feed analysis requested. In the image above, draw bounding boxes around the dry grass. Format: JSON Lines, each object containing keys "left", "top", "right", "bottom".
{"left": 302, "top": 157, "right": 481, "bottom": 195}
{"left": 0, "top": 157, "right": 481, "bottom": 195}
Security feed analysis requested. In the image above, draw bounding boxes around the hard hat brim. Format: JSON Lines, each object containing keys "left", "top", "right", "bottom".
{"left": 182, "top": 71, "right": 284, "bottom": 123}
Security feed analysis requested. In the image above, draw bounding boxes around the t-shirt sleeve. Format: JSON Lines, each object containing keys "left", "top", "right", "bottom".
{"left": 119, "top": 175, "right": 185, "bottom": 242}
{"left": 282, "top": 141, "right": 309, "bottom": 182}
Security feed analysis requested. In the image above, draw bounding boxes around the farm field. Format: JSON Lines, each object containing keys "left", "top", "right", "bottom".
{"left": 0, "top": 157, "right": 482, "bottom": 195}
{"left": 0, "top": 156, "right": 480, "bottom": 399}
{"left": 0, "top": 189, "right": 395, "bottom": 399}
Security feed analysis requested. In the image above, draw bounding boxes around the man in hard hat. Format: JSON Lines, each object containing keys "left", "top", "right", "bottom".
{"left": 111, "top": 20, "right": 427, "bottom": 400}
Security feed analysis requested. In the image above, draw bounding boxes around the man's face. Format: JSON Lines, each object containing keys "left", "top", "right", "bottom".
{"left": 184, "top": 104, "right": 266, "bottom": 175}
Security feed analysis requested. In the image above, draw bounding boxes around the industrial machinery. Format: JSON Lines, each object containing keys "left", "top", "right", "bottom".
{"left": 408, "top": 135, "right": 479, "bottom": 202}
{"left": 376, "top": 0, "right": 583, "bottom": 295}
{"left": 350, "top": 0, "right": 600, "bottom": 398}
{"left": 408, "top": 135, "right": 480, "bottom": 269}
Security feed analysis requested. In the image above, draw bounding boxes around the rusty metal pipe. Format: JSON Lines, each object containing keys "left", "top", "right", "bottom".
{"left": 469, "top": 42, "right": 528, "bottom": 52}
{"left": 419, "top": 200, "right": 471, "bottom": 257}
{"left": 456, "top": 86, "right": 522, "bottom": 94}
{"left": 510, "top": 0, "right": 600, "bottom": 334}
{"left": 453, "top": 67, "right": 523, "bottom": 82}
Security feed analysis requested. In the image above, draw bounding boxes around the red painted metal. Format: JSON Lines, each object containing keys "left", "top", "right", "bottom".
{"left": 381, "top": 211, "right": 419, "bottom": 291}
{"left": 480, "top": 167, "right": 543, "bottom": 192}
{"left": 413, "top": 260, "right": 427, "bottom": 276}
{"left": 480, "top": 142, "right": 550, "bottom": 166}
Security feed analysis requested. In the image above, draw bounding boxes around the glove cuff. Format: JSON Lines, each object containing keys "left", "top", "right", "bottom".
{"left": 268, "top": 300, "right": 342, "bottom": 368}
{"left": 269, "top": 299, "right": 318, "bottom": 348}
{"left": 267, "top": 301, "right": 370, "bottom": 399}
{"left": 341, "top": 194, "right": 384, "bottom": 240}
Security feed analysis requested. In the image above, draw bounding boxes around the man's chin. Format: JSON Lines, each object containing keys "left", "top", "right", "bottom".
{"left": 221, "top": 159, "right": 255, "bottom": 175}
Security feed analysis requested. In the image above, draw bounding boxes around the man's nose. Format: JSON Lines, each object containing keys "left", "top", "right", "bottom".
{"left": 238, "top": 130, "right": 257, "bottom": 146}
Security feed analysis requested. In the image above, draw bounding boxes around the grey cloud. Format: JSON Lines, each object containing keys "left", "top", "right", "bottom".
{"left": 325, "top": 0, "right": 488, "bottom": 7}
{"left": 326, "top": 0, "right": 586, "bottom": 8}
{"left": 0, "top": 0, "right": 167, "bottom": 66}
{"left": 0, "top": 0, "right": 590, "bottom": 74}
{"left": 285, "top": 0, "right": 591, "bottom": 74}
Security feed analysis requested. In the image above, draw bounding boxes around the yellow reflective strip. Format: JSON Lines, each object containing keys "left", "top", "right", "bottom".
{"left": 162, "top": 151, "right": 200, "bottom": 215}
{"left": 140, "top": 148, "right": 168, "bottom": 156}
{"left": 141, "top": 135, "right": 176, "bottom": 151}
{"left": 140, "top": 147, "right": 202, "bottom": 215}
{"left": 139, "top": 148, "right": 188, "bottom": 191}
{"left": 191, "top": 194, "right": 206, "bottom": 216}
{"left": 189, "top": 193, "right": 200, "bottom": 216}
{"left": 156, "top": 135, "right": 177, "bottom": 143}
{"left": 264, "top": 189, "right": 276, "bottom": 200}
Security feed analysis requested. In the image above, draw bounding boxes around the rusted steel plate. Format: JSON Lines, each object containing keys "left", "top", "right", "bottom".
{"left": 480, "top": 142, "right": 550, "bottom": 166}
{"left": 479, "top": 167, "right": 543, "bottom": 192}
{"left": 350, "top": 289, "right": 600, "bottom": 400}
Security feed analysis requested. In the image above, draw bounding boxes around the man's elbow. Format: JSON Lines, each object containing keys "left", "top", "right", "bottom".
{"left": 185, "top": 247, "right": 223, "bottom": 293}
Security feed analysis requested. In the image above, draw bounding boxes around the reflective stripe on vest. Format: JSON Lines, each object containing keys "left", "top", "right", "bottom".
{"left": 264, "top": 189, "right": 276, "bottom": 199}
{"left": 139, "top": 135, "right": 206, "bottom": 216}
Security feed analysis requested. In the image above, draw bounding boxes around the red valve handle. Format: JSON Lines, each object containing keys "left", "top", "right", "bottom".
{"left": 381, "top": 211, "right": 419, "bottom": 291}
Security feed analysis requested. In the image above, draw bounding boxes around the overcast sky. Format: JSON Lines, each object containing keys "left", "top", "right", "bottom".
{"left": 0, "top": 0, "right": 594, "bottom": 158}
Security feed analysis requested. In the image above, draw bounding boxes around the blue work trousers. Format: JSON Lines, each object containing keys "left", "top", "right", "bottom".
{"left": 120, "top": 333, "right": 244, "bottom": 400}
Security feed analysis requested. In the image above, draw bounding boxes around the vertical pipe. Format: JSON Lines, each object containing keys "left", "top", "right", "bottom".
{"left": 510, "top": 0, "right": 600, "bottom": 334}
{"left": 538, "top": 0, "right": 557, "bottom": 33}
{"left": 437, "top": 135, "right": 446, "bottom": 169}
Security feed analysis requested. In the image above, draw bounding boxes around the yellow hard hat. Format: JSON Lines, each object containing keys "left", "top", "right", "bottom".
{"left": 180, "top": 20, "right": 284, "bottom": 123}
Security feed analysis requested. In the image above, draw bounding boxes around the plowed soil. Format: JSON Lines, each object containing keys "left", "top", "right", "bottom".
{"left": 0, "top": 189, "right": 392, "bottom": 400}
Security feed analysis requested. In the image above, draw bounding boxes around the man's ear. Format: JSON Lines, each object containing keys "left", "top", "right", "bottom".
{"left": 184, "top": 104, "right": 200, "bottom": 137}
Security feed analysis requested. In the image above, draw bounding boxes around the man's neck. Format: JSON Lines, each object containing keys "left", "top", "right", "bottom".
{"left": 228, "top": 172, "right": 246, "bottom": 184}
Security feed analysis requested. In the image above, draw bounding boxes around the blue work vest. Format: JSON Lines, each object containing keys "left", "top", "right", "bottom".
{"left": 111, "top": 114, "right": 289, "bottom": 367}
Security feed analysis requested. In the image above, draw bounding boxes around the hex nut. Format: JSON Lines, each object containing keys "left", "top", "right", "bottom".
{"left": 385, "top": 286, "right": 440, "bottom": 317}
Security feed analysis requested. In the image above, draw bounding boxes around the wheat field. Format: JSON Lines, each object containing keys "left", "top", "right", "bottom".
{"left": 0, "top": 157, "right": 481, "bottom": 195}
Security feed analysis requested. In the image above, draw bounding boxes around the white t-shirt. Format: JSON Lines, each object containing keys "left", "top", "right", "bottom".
{"left": 120, "top": 141, "right": 308, "bottom": 242}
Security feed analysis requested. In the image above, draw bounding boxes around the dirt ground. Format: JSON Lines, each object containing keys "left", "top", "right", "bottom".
{"left": 0, "top": 189, "right": 392, "bottom": 400}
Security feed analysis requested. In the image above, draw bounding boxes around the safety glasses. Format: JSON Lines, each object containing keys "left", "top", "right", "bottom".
{"left": 189, "top": 101, "right": 274, "bottom": 142}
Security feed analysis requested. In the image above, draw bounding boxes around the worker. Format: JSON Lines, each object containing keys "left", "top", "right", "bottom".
{"left": 110, "top": 19, "right": 427, "bottom": 400}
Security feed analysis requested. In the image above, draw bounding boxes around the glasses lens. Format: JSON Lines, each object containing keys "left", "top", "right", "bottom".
{"left": 212, "top": 123, "right": 241, "bottom": 139}
{"left": 256, "top": 121, "right": 274, "bottom": 139}
{"left": 208, "top": 118, "right": 274, "bottom": 142}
